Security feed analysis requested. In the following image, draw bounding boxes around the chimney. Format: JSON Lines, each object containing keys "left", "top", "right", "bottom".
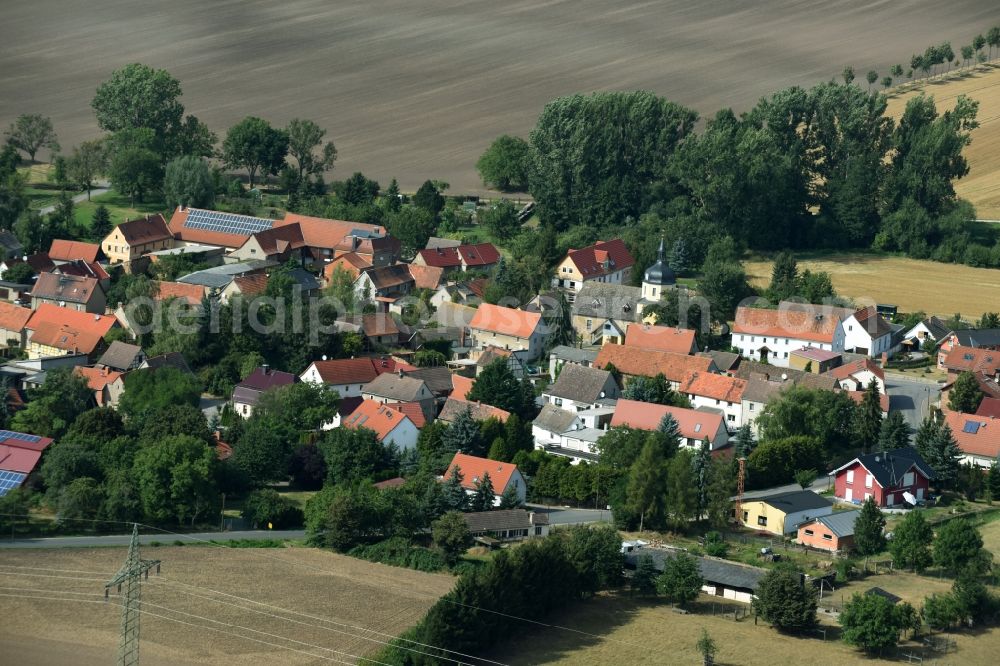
{"left": 398, "top": 368, "right": 404, "bottom": 378}
{"left": 262, "top": 363, "right": 270, "bottom": 375}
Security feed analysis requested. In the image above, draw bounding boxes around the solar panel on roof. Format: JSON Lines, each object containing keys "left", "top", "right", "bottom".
{"left": 963, "top": 421, "right": 981, "bottom": 434}
{"left": 0, "top": 430, "right": 41, "bottom": 443}
{"left": 0, "top": 470, "right": 27, "bottom": 496}
{"left": 183, "top": 210, "right": 273, "bottom": 236}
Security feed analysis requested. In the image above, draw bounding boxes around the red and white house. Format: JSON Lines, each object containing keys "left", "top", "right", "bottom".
{"left": 444, "top": 452, "right": 526, "bottom": 506}
{"left": 829, "top": 448, "right": 934, "bottom": 507}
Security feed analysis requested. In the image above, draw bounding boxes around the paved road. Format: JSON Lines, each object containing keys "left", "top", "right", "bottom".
{"left": 885, "top": 372, "right": 940, "bottom": 432}
{"left": 0, "top": 529, "right": 305, "bottom": 550}
{"left": 36, "top": 185, "right": 110, "bottom": 215}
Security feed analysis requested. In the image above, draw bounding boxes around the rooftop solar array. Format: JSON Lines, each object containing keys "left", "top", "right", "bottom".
{"left": 0, "top": 430, "right": 42, "bottom": 443}
{"left": 0, "top": 470, "right": 27, "bottom": 496}
{"left": 963, "top": 421, "right": 981, "bottom": 434}
{"left": 183, "top": 209, "right": 274, "bottom": 236}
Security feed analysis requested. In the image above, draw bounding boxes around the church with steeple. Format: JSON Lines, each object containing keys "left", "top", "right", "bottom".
{"left": 641, "top": 237, "right": 676, "bottom": 303}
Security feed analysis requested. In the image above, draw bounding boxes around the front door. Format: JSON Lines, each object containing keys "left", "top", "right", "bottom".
{"left": 916, "top": 488, "right": 924, "bottom": 500}
{"left": 845, "top": 488, "right": 852, "bottom": 502}
{"left": 887, "top": 492, "right": 895, "bottom": 506}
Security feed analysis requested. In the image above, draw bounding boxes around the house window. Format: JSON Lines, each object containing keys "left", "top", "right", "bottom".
{"left": 751, "top": 336, "right": 755, "bottom": 342}
{"left": 652, "top": 288, "right": 657, "bottom": 297}
{"left": 727, "top": 414, "right": 735, "bottom": 422}
{"left": 715, "top": 399, "right": 720, "bottom": 405}
{"left": 757, "top": 516, "right": 767, "bottom": 526}
{"left": 846, "top": 470, "right": 854, "bottom": 483}
{"left": 804, "top": 529, "right": 814, "bottom": 536}
{"left": 865, "top": 474, "right": 873, "bottom": 488}
{"left": 586, "top": 319, "right": 592, "bottom": 329}
{"left": 903, "top": 472, "right": 914, "bottom": 486}
{"left": 749, "top": 403, "right": 755, "bottom": 411}
{"left": 848, "top": 325, "right": 853, "bottom": 331}
{"left": 535, "top": 526, "right": 543, "bottom": 536}
{"left": 554, "top": 398, "right": 563, "bottom": 407}
{"left": 568, "top": 281, "right": 575, "bottom": 288}
{"left": 740, "top": 335, "right": 744, "bottom": 342}
{"left": 822, "top": 533, "right": 832, "bottom": 541}
{"left": 742, "top": 511, "right": 748, "bottom": 522}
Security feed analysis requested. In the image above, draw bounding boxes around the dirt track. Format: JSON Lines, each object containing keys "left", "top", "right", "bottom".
{"left": 1, "top": 0, "right": 996, "bottom": 192}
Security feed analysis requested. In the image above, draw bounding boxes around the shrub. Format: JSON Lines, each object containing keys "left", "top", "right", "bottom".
{"left": 349, "top": 537, "right": 448, "bottom": 572}
{"left": 241, "top": 489, "right": 304, "bottom": 529}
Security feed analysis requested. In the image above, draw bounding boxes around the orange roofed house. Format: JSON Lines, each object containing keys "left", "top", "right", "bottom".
{"left": 610, "top": 399, "right": 729, "bottom": 450}
{"left": 276, "top": 213, "right": 393, "bottom": 266}
{"left": 732, "top": 302, "right": 856, "bottom": 368}
{"left": 445, "top": 452, "right": 526, "bottom": 506}
{"left": 74, "top": 366, "right": 125, "bottom": 407}
{"left": 341, "top": 398, "right": 419, "bottom": 450}
{"left": 594, "top": 343, "right": 717, "bottom": 387}
{"left": 168, "top": 207, "right": 277, "bottom": 251}
{"left": 944, "top": 410, "right": 1000, "bottom": 468}
{"left": 552, "top": 239, "right": 635, "bottom": 302}
{"left": 677, "top": 372, "right": 747, "bottom": 431}
{"left": 48, "top": 239, "right": 100, "bottom": 265}
{"left": 24, "top": 304, "right": 119, "bottom": 360}
{"left": 228, "top": 223, "right": 307, "bottom": 264}
{"left": 469, "top": 303, "right": 546, "bottom": 361}
{"left": 624, "top": 323, "right": 697, "bottom": 355}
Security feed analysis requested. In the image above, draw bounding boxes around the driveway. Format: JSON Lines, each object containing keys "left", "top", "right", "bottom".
{"left": 885, "top": 372, "right": 939, "bottom": 432}
{"left": 36, "top": 183, "right": 110, "bottom": 215}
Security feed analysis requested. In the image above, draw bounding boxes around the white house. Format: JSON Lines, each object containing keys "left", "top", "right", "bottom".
{"left": 299, "top": 357, "right": 403, "bottom": 398}
{"left": 676, "top": 372, "right": 747, "bottom": 431}
{"left": 732, "top": 302, "right": 854, "bottom": 367}
{"left": 825, "top": 358, "right": 886, "bottom": 394}
{"left": 445, "top": 453, "right": 527, "bottom": 506}
{"left": 841, "top": 306, "right": 897, "bottom": 359}
{"left": 340, "top": 399, "right": 419, "bottom": 450}
{"left": 532, "top": 404, "right": 583, "bottom": 449}
{"left": 542, "top": 363, "right": 619, "bottom": 412}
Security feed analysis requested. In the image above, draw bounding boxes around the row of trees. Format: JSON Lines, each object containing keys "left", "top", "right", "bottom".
{"left": 477, "top": 77, "right": 987, "bottom": 280}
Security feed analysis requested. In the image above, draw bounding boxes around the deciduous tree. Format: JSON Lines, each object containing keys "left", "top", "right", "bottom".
{"left": 753, "top": 564, "right": 817, "bottom": 633}
{"left": 656, "top": 552, "right": 703, "bottom": 607}
{"left": 948, "top": 371, "right": 985, "bottom": 413}
{"left": 286, "top": 118, "right": 337, "bottom": 179}
{"left": 5, "top": 114, "right": 59, "bottom": 161}
{"left": 889, "top": 510, "right": 932, "bottom": 572}
{"left": 65, "top": 140, "right": 105, "bottom": 200}
{"left": 222, "top": 116, "right": 289, "bottom": 188}
{"left": 853, "top": 497, "right": 886, "bottom": 570}
{"left": 431, "top": 511, "right": 471, "bottom": 564}
{"left": 163, "top": 155, "right": 214, "bottom": 209}
{"left": 476, "top": 135, "right": 530, "bottom": 191}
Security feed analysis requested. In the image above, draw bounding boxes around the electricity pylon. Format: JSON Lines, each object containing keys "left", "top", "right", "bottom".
{"left": 105, "top": 523, "right": 161, "bottom": 666}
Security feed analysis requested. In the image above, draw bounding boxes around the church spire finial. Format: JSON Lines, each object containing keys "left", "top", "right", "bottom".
{"left": 657, "top": 235, "right": 665, "bottom": 260}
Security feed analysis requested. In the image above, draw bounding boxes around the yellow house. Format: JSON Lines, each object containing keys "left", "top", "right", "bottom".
{"left": 737, "top": 490, "right": 833, "bottom": 536}
{"left": 552, "top": 239, "right": 634, "bottom": 302}
{"left": 102, "top": 214, "right": 174, "bottom": 266}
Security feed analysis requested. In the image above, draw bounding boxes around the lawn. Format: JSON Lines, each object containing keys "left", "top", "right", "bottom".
{"left": 745, "top": 252, "right": 1000, "bottom": 317}
{"left": 72, "top": 190, "right": 168, "bottom": 230}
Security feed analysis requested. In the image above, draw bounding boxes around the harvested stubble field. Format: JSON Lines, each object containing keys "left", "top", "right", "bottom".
{"left": 745, "top": 253, "right": 1000, "bottom": 316}
{"left": 0, "top": 545, "right": 454, "bottom": 665}
{"left": 887, "top": 66, "right": 1000, "bottom": 219}
{"left": 0, "top": 0, "right": 996, "bottom": 193}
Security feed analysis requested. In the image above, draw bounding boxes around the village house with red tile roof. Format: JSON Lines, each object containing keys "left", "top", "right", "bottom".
{"left": 324, "top": 252, "right": 372, "bottom": 283}
{"left": 74, "top": 366, "right": 125, "bottom": 407}
{"left": 825, "top": 358, "right": 886, "bottom": 394}
{"left": 277, "top": 213, "right": 390, "bottom": 266}
{"left": 609, "top": 399, "right": 729, "bottom": 450}
{"left": 594, "top": 343, "right": 717, "bottom": 386}
{"left": 469, "top": 303, "right": 546, "bottom": 361}
{"left": 341, "top": 398, "right": 420, "bottom": 450}
{"left": 623, "top": 323, "right": 697, "bottom": 355}
{"left": 677, "top": 372, "right": 747, "bottom": 431}
{"left": 732, "top": 302, "right": 856, "bottom": 367}
{"left": 943, "top": 410, "right": 1000, "bottom": 467}
{"left": 413, "top": 243, "right": 501, "bottom": 274}
{"left": 153, "top": 281, "right": 208, "bottom": 306}
{"left": 552, "top": 239, "right": 635, "bottom": 301}
{"left": 0, "top": 429, "right": 54, "bottom": 495}
{"left": 25, "top": 303, "right": 119, "bottom": 360}
{"left": 0, "top": 302, "right": 34, "bottom": 349}
{"left": 299, "top": 356, "right": 410, "bottom": 398}
{"left": 445, "top": 452, "right": 526, "bottom": 505}
{"left": 48, "top": 239, "right": 100, "bottom": 264}
{"left": 438, "top": 397, "right": 510, "bottom": 424}
{"left": 232, "top": 366, "right": 298, "bottom": 418}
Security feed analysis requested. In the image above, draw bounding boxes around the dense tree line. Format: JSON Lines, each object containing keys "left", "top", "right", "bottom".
{"left": 375, "top": 524, "right": 623, "bottom": 664}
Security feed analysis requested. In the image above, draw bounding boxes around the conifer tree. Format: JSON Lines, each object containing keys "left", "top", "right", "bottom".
{"left": 442, "top": 466, "right": 468, "bottom": 512}
{"left": 471, "top": 471, "right": 496, "bottom": 512}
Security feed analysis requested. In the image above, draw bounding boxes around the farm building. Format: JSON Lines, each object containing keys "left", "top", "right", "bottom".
{"left": 737, "top": 490, "right": 833, "bottom": 536}
{"left": 624, "top": 547, "right": 766, "bottom": 604}
{"left": 829, "top": 447, "right": 933, "bottom": 507}
{"left": 0, "top": 429, "right": 54, "bottom": 496}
